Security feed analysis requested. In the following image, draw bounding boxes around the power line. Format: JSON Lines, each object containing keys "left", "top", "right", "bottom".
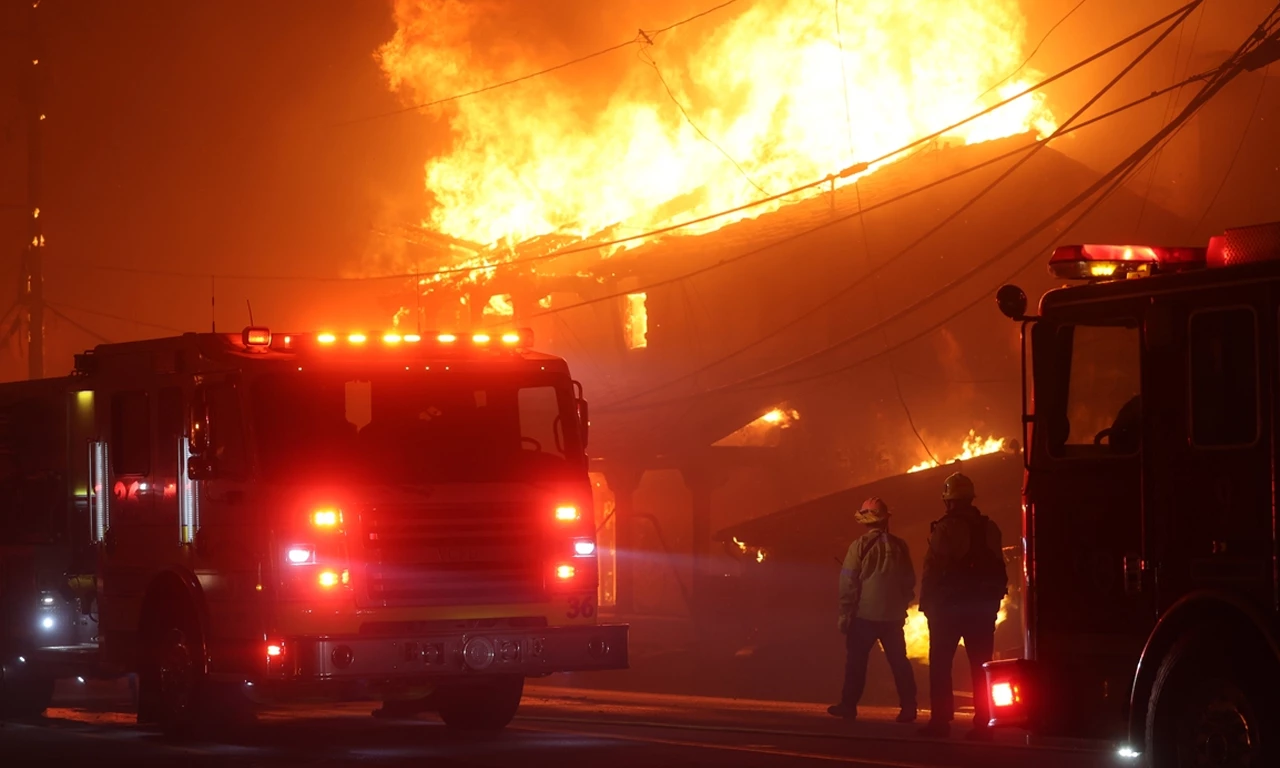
{"left": 336, "top": 0, "right": 744, "bottom": 126}
{"left": 603, "top": 7, "right": 1278, "bottom": 413}
{"left": 978, "top": 0, "right": 1091, "bottom": 101}
{"left": 533, "top": 64, "right": 1218, "bottom": 359}
{"left": 639, "top": 46, "right": 768, "bottom": 196}
{"left": 47, "top": 300, "right": 188, "bottom": 334}
{"left": 1190, "top": 63, "right": 1272, "bottom": 233}
{"left": 602, "top": 45, "right": 1215, "bottom": 409}
{"left": 46, "top": 304, "right": 114, "bottom": 345}
{"left": 834, "top": 0, "right": 854, "bottom": 160}
{"left": 64, "top": 2, "right": 1199, "bottom": 287}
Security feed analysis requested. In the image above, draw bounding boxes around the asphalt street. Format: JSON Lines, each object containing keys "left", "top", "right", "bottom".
{"left": 0, "top": 680, "right": 1128, "bottom": 767}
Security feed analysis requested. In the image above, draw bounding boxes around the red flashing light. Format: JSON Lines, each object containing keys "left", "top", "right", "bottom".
{"left": 266, "top": 643, "right": 284, "bottom": 658}
{"left": 556, "top": 564, "right": 576, "bottom": 580}
{"left": 1049, "top": 243, "right": 1206, "bottom": 280}
{"left": 242, "top": 327, "right": 272, "bottom": 347}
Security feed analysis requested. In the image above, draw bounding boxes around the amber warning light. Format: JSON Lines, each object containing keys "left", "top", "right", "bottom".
{"left": 244, "top": 328, "right": 534, "bottom": 350}
{"left": 243, "top": 327, "right": 272, "bottom": 347}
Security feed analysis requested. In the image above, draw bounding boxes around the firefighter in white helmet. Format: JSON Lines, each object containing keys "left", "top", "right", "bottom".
{"left": 827, "top": 497, "right": 918, "bottom": 723}
{"left": 918, "top": 472, "right": 1008, "bottom": 741}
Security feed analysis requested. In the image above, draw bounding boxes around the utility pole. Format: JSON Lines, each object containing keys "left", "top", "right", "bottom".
{"left": 18, "top": 0, "right": 44, "bottom": 379}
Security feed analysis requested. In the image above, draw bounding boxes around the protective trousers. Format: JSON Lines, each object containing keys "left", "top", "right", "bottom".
{"left": 841, "top": 618, "right": 918, "bottom": 713}
{"left": 925, "top": 611, "right": 996, "bottom": 727}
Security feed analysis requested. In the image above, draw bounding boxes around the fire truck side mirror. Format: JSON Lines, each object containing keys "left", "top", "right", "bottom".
{"left": 576, "top": 398, "right": 590, "bottom": 448}
{"left": 996, "top": 284, "right": 1029, "bottom": 321}
{"left": 188, "top": 455, "right": 216, "bottom": 480}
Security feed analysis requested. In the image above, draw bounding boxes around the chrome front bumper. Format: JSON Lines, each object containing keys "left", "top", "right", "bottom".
{"left": 275, "top": 623, "right": 628, "bottom": 681}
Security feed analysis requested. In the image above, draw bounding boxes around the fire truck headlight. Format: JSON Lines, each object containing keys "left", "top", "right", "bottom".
{"left": 1117, "top": 746, "right": 1141, "bottom": 760}
{"left": 574, "top": 539, "right": 596, "bottom": 557}
{"left": 41, "top": 617, "right": 55, "bottom": 630}
{"left": 42, "top": 595, "right": 54, "bottom": 605}
{"left": 286, "top": 546, "right": 315, "bottom": 565}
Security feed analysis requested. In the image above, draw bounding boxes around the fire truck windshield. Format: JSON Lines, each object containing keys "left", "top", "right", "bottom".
{"left": 250, "top": 371, "right": 580, "bottom": 483}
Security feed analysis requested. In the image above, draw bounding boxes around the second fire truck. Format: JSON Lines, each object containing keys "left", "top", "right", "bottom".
{"left": 985, "top": 222, "right": 1280, "bottom": 767}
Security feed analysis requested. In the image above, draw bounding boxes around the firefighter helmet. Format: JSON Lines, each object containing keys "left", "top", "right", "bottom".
{"left": 854, "top": 497, "right": 890, "bottom": 524}
{"left": 941, "top": 472, "right": 976, "bottom": 501}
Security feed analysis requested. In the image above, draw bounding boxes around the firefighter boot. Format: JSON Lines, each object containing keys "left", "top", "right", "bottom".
{"left": 826, "top": 703, "right": 857, "bottom": 720}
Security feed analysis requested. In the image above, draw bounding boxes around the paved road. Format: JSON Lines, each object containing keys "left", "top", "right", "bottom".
{"left": 0, "top": 681, "right": 1128, "bottom": 767}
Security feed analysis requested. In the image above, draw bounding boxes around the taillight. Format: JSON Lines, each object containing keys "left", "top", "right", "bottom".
{"left": 983, "top": 659, "right": 1034, "bottom": 728}
{"left": 991, "top": 682, "right": 1018, "bottom": 708}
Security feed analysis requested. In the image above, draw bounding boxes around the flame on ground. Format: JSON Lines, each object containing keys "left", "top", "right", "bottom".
{"left": 904, "top": 594, "right": 1012, "bottom": 664}
{"left": 908, "top": 430, "right": 1007, "bottom": 474}
{"left": 378, "top": 0, "right": 1055, "bottom": 254}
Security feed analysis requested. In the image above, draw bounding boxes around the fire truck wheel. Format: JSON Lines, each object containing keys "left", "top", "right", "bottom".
{"left": 436, "top": 675, "right": 524, "bottom": 732}
{"left": 0, "top": 662, "right": 55, "bottom": 718}
{"left": 137, "top": 598, "right": 254, "bottom": 735}
{"left": 1145, "top": 630, "right": 1279, "bottom": 768}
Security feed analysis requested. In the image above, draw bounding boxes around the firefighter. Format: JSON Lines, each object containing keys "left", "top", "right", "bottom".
{"left": 918, "top": 472, "right": 1007, "bottom": 740}
{"left": 827, "top": 497, "right": 918, "bottom": 723}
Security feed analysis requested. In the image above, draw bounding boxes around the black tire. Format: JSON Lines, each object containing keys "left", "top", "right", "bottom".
{"left": 1145, "top": 630, "right": 1279, "bottom": 768}
{"left": 436, "top": 675, "right": 524, "bottom": 732}
{"left": 0, "top": 662, "right": 55, "bottom": 718}
{"left": 136, "top": 599, "right": 253, "bottom": 736}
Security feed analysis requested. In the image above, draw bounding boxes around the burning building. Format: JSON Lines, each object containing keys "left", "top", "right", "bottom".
{"left": 352, "top": 0, "right": 1277, "bottom": 702}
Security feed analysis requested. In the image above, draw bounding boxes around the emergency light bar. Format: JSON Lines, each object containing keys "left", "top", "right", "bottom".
{"left": 1048, "top": 244, "right": 1206, "bottom": 281}
{"left": 239, "top": 327, "right": 535, "bottom": 352}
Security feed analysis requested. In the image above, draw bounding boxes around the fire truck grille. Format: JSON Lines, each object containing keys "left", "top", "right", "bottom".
{"left": 358, "top": 504, "right": 544, "bottom": 607}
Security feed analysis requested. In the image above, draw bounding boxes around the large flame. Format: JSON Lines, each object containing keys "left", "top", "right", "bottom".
{"left": 907, "top": 430, "right": 1007, "bottom": 474}
{"left": 904, "top": 594, "right": 1012, "bottom": 664}
{"left": 378, "top": 0, "right": 1055, "bottom": 254}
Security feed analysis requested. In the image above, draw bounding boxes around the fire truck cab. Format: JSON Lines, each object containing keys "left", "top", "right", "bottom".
{"left": 985, "top": 223, "right": 1280, "bottom": 766}
{"left": 0, "top": 327, "right": 626, "bottom": 732}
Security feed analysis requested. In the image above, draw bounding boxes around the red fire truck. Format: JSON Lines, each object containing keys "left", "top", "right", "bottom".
{"left": 985, "top": 222, "right": 1280, "bottom": 766}
{"left": 0, "top": 327, "right": 626, "bottom": 732}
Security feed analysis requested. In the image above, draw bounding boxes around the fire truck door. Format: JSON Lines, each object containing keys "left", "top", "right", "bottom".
{"left": 1032, "top": 319, "right": 1149, "bottom": 708}
{"left": 1144, "top": 302, "right": 1273, "bottom": 611}
{"left": 98, "top": 388, "right": 160, "bottom": 655}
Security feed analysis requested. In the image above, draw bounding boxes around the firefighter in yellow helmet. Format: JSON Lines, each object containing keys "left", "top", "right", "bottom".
{"left": 827, "top": 497, "right": 918, "bottom": 723}
{"left": 918, "top": 472, "right": 1008, "bottom": 740}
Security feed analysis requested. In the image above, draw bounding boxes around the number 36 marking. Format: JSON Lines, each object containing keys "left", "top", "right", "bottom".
{"left": 567, "top": 596, "right": 595, "bottom": 619}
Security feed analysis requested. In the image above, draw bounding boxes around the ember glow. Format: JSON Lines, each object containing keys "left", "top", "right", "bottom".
{"left": 907, "top": 430, "right": 1008, "bottom": 474}
{"left": 378, "top": 0, "right": 1055, "bottom": 255}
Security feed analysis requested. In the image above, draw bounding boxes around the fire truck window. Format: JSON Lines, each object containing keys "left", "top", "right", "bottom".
{"left": 158, "top": 387, "right": 183, "bottom": 439}
{"left": 1189, "top": 308, "right": 1258, "bottom": 447}
{"left": 1056, "top": 324, "right": 1141, "bottom": 455}
{"left": 206, "top": 384, "right": 248, "bottom": 475}
{"left": 111, "top": 391, "right": 151, "bottom": 475}
{"left": 252, "top": 373, "right": 577, "bottom": 482}
{"left": 518, "top": 386, "right": 565, "bottom": 457}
